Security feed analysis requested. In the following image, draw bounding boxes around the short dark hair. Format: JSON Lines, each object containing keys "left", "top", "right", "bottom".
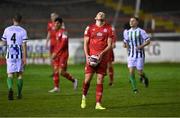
{"left": 55, "top": 17, "right": 63, "bottom": 24}
{"left": 131, "top": 16, "right": 139, "bottom": 22}
{"left": 13, "top": 13, "right": 22, "bottom": 23}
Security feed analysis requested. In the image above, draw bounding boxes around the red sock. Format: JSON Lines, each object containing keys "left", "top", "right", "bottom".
{"left": 82, "top": 81, "right": 90, "bottom": 96}
{"left": 53, "top": 73, "right": 59, "bottom": 88}
{"left": 96, "top": 84, "right": 103, "bottom": 103}
{"left": 109, "top": 66, "right": 114, "bottom": 83}
{"left": 62, "top": 72, "right": 75, "bottom": 82}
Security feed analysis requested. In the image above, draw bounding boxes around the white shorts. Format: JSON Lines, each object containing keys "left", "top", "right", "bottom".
{"left": 127, "top": 57, "right": 144, "bottom": 70}
{"left": 6, "top": 59, "right": 24, "bottom": 73}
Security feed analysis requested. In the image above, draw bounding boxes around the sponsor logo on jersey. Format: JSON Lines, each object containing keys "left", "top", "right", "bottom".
{"left": 97, "top": 32, "right": 103, "bottom": 36}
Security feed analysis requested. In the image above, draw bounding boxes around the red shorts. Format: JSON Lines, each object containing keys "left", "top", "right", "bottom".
{"left": 50, "top": 45, "right": 55, "bottom": 54}
{"left": 108, "top": 49, "right": 114, "bottom": 62}
{"left": 85, "top": 58, "right": 108, "bottom": 75}
{"left": 52, "top": 56, "right": 68, "bottom": 70}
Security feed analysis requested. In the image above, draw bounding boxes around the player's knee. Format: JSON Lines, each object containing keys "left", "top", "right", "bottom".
{"left": 84, "top": 80, "right": 90, "bottom": 85}
{"left": 8, "top": 74, "right": 13, "bottom": 78}
{"left": 85, "top": 73, "right": 93, "bottom": 83}
{"left": 97, "top": 76, "right": 104, "bottom": 84}
{"left": 129, "top": 71, "right": 134, "bottom": 75}
{"left": 60, "top": 71, "right": 64, "bottom": 75}
{"left": 137, "top": 70, "right": 143, "bottom": 75}
{"left": 17, "top": 76, "right": 22, "bottom": 79}
{"left": 108, "top": 62, "right": 112, "bottom": 67}
{"left": 53, "top": 66, "right": 58, "bottom": 70}
{"left": 54, "top": 67, "right": 59, "bottom": 73}
{"left": 129, "top": 68, "right": 135, "bottom": 75}
{"left": 59, "top": 69, "right": 66, "bottom": 75}
{"left": 97, "top": 79, "right": 103, "bottom": 84}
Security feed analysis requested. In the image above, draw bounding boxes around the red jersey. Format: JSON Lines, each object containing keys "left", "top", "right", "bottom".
{"left": 54, "top": 29, "right": 68, "bottom": 59}
{"left": 84, "top": 23, "right": 113, "bottom": 56}
{"left": 47, "top": 21, "right": 56, "bottom": 45}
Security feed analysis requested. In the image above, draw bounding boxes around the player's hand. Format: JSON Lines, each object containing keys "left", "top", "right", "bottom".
{"left": 86, "top": 55, "right": 91, "bottom": 64}
{"left": 123, "top": 42, "right": 130, "bottom": 49}
{"left": 136, "top": 45, "right": 143, "bottom": 50}
{"left": 97, "top": 53, "right": 103, "bottom": 61}
{"left": 123, "top": 43, "right": 127, "bottom": 48}
{"left": 51, "top": 53, "right": 56, "bottom": 59}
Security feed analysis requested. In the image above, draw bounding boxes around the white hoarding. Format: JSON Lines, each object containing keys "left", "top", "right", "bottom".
{"left": 0, "top": 39, "right": 180, "bottom": 64}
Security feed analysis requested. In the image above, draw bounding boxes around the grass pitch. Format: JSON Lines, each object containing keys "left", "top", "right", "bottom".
{"left": 0, "top": 63, "right": 180, "bottom": 117}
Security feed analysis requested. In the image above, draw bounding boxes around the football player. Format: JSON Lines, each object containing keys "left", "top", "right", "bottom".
{"left": 48, "top": 17, "right": 77, "bottom": 92}
{"left": 123, "top": 17, "right": 150, "bottom": 93}
{"left": 81, "top": 12, "right": 113, "bottom": 110}
{"left": 1, "top": 13, "right": 28, "bottom": 100}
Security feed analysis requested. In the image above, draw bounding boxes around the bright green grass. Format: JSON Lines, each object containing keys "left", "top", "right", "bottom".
{"left": 0, "top": 63, "right": 180, "bottom": 117}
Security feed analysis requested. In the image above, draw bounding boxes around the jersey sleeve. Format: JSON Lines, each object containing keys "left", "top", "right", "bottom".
{"left": 22, "top": 29, "right": 28, "bottom": 42}
{"left": 140, "top": 29, "right": 150, "bottom": 41}
{"left": 123, "top": 29, "right": 129, "bottom": 43}
{"left": 1, "top": 28, "right": 7, "bottom": 41}
{"left": 84, "top": 26, "right": 90, "bottom": 37}
{"left": 62, "top": 31, "right": 68, "bottom": 39}
{"left": 47, "top": 22, "right": 51, "bottom": 32}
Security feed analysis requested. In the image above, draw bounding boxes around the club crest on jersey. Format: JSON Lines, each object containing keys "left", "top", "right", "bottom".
{"left": 103, "top": 29, "right": 107, "bottom": 32}
{"left": 97, "top": 32, "right": 103, "bottom": 36}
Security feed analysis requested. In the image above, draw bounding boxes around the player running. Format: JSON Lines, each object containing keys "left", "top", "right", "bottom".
{"left": 80, "top": 12, "right": 113, "bottom": 110}
{"left": 1, "top": 13, "right": 28, "bottom": 100}
{"left": 48, "top": 17, "right": 77, "bottom": 92}
{"left": 123, "top": 16, "right": 150, "bottom": 93}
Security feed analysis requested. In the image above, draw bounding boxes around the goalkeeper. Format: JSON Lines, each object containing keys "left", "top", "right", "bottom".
{"left": 80, "top": 12, "right": 113, "bottom": 110}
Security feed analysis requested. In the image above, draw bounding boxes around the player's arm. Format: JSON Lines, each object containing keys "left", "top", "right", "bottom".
{"left": 112, "top": 42, "right": 116, "bottom": 48}
{"left": 123, "top": 29, "right": 130, "bottom": 49}
{"left": 22, "top": 29, "right": 28, "bottom": 65}
{"left": 22, "top": 42, "right": 27, "bottom": 65}
{"left": 0, "top": 40, "right": 6, "bottom": 46}
{"left": 84, "top": 36, "right": 90, "bottom": 62}
{"left": 136, "top": 38, "right": 150, "bottom": 50}
{"left": 1, "top": 29, "right": 7, "bottom": 45}
{"left": 46, "top": 31, "right": 50, "bottom": 48}
{"left": 98, "top": 26, "right": 113, "bottom": 59}
{"left": 111, "top": 27, "right": 117, "bottom": 49}
{"left": 136, "top": 30, "right": 151, "bottom": 50}
{"left": 98, "top": 37, "right": 112, "bottom": 60}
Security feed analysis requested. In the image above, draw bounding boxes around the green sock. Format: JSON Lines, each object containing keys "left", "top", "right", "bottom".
{"left": 129, "top": 74, "right": 137, "bottom": 91}
{"left": 7, "top": 77, "right": 13, "bottom": 90}
{"left": 17, "top": 79, "right": 23, "bottom": 96}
